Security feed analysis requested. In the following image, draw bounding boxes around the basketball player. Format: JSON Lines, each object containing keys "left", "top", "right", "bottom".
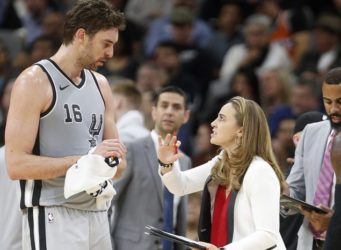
{"left": 5, "top": 1, "right": 126, "bottom": 249}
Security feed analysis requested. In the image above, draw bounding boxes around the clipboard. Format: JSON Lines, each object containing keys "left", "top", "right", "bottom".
{"left": 145, "top": 225, "right": 206, "bottom": 250}
{"left": 145, "top": 225, "right": 277, "bottom": 250}
{"left": 280, "top": 194, "right": 327, "bottom": 214}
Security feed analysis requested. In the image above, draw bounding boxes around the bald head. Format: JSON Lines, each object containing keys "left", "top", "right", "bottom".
{"left": 331, "top": 130, "right": 341, "bottom": 182}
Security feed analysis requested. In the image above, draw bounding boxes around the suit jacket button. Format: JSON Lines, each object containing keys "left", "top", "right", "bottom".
{"left": 159, "top": 218, "right": 163, "bottom": 223}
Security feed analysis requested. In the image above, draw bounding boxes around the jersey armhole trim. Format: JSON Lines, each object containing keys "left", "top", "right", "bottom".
{"left": 89, "top": 71, "right": 105, "bottom": 105}
{"left": 35, "top": 64, "right": 57, "bottom": 118}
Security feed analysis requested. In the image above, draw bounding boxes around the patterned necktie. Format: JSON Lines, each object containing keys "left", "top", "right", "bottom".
{"left": 313, "top": 130, "right": 336, "bottom": 207}
{"left": 163, "top": 187, "right": 174, "bottom": 250}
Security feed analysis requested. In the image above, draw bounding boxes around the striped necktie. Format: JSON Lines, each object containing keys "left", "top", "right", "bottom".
{"left": 313, "top": 130, "right": 336, "bottom": 207}
{"left": 311, "top": 130, "right": 336, "bottom": 237}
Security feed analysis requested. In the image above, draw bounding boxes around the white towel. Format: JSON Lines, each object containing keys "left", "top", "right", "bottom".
{"left": 64, "top": 154, "right": 117, "bottom": 200}
{"left": 86, "top": 180, "right": 117, "bottom": 205}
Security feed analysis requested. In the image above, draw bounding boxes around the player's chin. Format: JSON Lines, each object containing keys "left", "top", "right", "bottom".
{"left": 90, "top": 61, "right": 104, "bottom": 70}
{"left": 85, "top": 64, "right": 98, "bottom": 71}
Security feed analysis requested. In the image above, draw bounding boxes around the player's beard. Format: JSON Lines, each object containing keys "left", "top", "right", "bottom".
{"left": 78, "top": 46, "right": 98, "bottom": 71}
{"left": 82, "top": 55, "right": 98, "bottom": 71}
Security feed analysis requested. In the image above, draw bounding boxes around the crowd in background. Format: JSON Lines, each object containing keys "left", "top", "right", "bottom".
{"left": 1, "top": 0, "right": 341, "bottom": 243}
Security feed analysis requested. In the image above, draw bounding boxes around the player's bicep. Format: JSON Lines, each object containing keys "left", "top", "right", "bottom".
{"left": 5, "top": 69, "right": 47, "bottom": 159}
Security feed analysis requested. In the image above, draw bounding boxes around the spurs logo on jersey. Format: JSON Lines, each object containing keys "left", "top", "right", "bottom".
{"left": 89, "top": 114, "right": 103, "bottom": 147}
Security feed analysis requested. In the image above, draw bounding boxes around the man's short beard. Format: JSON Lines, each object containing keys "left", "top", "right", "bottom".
{"left": 329, "top": 115, "right": 341, "bottom": 129}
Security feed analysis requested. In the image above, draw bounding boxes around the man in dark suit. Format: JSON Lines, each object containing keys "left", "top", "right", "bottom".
{"left": 110, "top": 86, "right": 192, "bottom": 250}
{"left": 325, "top": 130, "right": 341, "bottom": 249}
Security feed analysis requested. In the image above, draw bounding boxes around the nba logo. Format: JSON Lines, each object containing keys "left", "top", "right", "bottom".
{"left": 48, "top": 213, "right": 54, "bottom": 223}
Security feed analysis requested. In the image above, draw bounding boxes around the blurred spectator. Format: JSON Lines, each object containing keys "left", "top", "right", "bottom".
{"left": 259, "top": 68, "right": 294, "bottom": 117}
{"left": 152, "top": 41, "right": 197, "bottom": 155}
{"left": 109, "top": 0, "right": 128, "bottom": 10}
{"left": 268, "top": 76, "right": 322, "bottom": 137}
{"left": 124, "top": 0, "right": 172, "bottom": 29}
{"left": 204, "top": 0, "right": 244, "bottom": 69}
{"left": 304, "top": 0, "right": 335, "bottom": 18}
{"left": 199, "top": 0, "right": 254, "bottom": 23}
{"left": 140, "top": 90, "right": 155, "bottom": 130}
{"left": 21, "top": 0, "right": 55, "bottom": 45}
{"left": 99, "top": 29, "right": 140, "bottom": 81}
{"left": 52, "top": 0, "right": 78, "bottom": 12}
{"left": 0, "top": 0, "right": 22, "bottom": 29}
{"left": 104, "top": 0, "right": 145, "bottom": 58}
{"left": 144, "top": 0, "right": 212, "bottom": 56}
{"left": 296, "top": 13, "right": 341, "bottom": 76}
{"left": 166, "top": 7, "right": 215, "bottom": 107}
{"left": 202, "top": 67, "right": 261, "bottom": 124}
{"left": 318, "top": 0, "right": 341, "bottom": 18}
{"left": 214, "top": 13, "right": 292, "bottom": 98}
{"left": 135, "top": 62, "right": 168, "bottom": 92}
{"left": 42, "top": 11, "right": 64, "bottom": 44}
{"left": 111, "top": 80, "right": 150, "bottom": 143}
{"left": 229, "top": 67, "right": 261, "bottom": 104}
{"left": 272, "top": 117, "right": 296, "bottom": 173}
{"left": 152, "top": 41, "right": 198, "bottom": 107}
{"left": 255, "top": 0, "right": 313, "bottom": 70}
{"left": 13, "top": 34, "right": 60, "bottom": 71}
{"left": 290, "top": 78, "right": 322, "bottom": 116}
{"left": 29, "top": 35, "right": 60, "bottom": 63}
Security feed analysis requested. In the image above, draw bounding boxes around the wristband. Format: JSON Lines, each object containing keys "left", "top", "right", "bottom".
{"left": 158, "top": 159, "right": 174, "bottom": 168}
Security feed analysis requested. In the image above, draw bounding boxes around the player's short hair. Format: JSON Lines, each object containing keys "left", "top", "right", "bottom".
{"left": 63, "top": 0, "right": 125, "bottom": 45}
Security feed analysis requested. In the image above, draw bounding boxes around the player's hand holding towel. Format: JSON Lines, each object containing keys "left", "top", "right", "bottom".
{"left": 64, "top": 153, "right": 119, "bottom": 204}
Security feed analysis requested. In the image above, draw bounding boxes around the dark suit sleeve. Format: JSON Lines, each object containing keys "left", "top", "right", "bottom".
{"left": 324, "top": 184, "right": 341, "bottom": 250}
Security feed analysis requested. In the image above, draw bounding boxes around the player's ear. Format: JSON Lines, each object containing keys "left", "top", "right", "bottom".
{"left": 74, "top": 28, "right": 87, "bottom": 43}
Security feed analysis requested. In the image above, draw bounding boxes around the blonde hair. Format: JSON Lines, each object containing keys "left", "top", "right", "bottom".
{"left": 210, "top": 96, "right": 286, "bottom": 192}
{"left": 110, "top": 79, "right": 142, "bottom": 109}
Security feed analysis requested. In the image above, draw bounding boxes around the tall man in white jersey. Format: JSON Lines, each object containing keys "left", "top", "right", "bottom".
{"left": 5, "top": 1, "right": 126, "bottom": 249}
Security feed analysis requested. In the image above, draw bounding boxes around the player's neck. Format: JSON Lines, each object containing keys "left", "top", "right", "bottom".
{"left": 50, "top": 45, "right": 83, "bottom": 82}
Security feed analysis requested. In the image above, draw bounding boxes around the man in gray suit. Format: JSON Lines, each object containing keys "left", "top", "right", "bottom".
{"left": 286, "top": 67, "right": 341, "bottom": 250}
{"left": 111, "top": 86, "right": 191, "bottom": 250}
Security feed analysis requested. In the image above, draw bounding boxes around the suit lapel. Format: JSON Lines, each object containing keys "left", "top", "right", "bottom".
{"left": 198, "top": 176, "right": 212, "bottom": 242}
{"left": 227, "top": 191, "right": 237, "bottom": 244}
{"left": 144, "top": 137, "right": 163, "bottom": 207}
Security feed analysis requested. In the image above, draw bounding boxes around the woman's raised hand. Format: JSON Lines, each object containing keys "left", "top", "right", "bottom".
{"left": 157, "top": 133, "right": 182, "bottom": 165}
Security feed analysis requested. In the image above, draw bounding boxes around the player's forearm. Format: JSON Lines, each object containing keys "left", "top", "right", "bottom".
{"left": 6, "top": 152, "right": 80, "bottom": 180}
